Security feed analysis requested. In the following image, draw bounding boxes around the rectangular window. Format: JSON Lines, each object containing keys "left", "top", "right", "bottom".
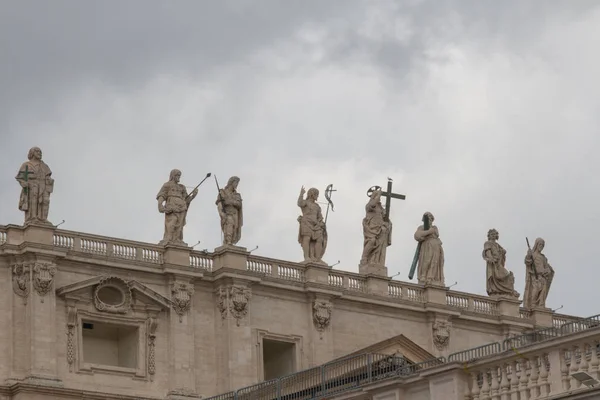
{"left": 82, "top": 320, "right": 139, "bottom": 369}
{"left": 262, "top": 338, "right": 296, "bottom": 380}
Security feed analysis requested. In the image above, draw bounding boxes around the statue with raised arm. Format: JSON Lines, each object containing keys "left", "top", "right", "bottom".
{"left": 523, "top": 237, "right": 555, "bottom": 309}
{"left": 483, "top": 229, "right": 519, "bottom": 298}
{"left": 216, "top": 176, "right": 243, "bottom": 246}
{"left": 413, "top": 212, "right": 445, "bottom": 286}
{"left": 15, "top": 147, "right": 54, "bottom": 225}
{"left": 156, "top": 169, "right": 198, "bottom": 246}
{"left": 297, "top": 186, "right": 327, "bottom": 264}
{"left": 359, "top": 188, "right": 392, "bottom": 269}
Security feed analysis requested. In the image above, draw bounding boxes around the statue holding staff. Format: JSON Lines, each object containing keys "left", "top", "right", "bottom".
{"left": 15, "top": 146, "right": 54, "bottom": 225}
{"left": 156, "top": 169, "right": 199, "bottom": 246}
{"left": 359, "top": 188, "right": 392, "bottom": 268}
{"left": 523, "top": 237, "right": 555, "bottom": 309}
{"left": 215, "top": 175, "right": 243, "bottom": 246}
{"left": 297, "top": 186, "right": 327, "bottom": 264}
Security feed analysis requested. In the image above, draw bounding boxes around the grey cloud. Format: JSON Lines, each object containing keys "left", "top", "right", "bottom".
{"left": 2, "top": 1, "right": 600, "bottom": 318}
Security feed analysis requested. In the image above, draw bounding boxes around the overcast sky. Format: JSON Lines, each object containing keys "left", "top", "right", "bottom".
{"left": 1, "top": 0, "right": 599, "bottom": 317}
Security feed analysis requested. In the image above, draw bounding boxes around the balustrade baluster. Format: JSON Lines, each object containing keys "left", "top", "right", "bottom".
{"left": 538, "top": 353, "right": 550, "bottom": 397}
{"left": 560, "top": 348, "right": 571, "bottom": 391}
{"left": 509, "top": 361, "right": 519, "bottom": 400}
{"left": 480, "top": 369, "right": 490, "bottom": 399}
{"left": 499, "top": 364, "right": 510, "bottom": 400}
{"left": 518, "top": 359, "right": 529, "bottom": 399}
{"left": 570, "top": 345, "right": 581, "bottom": 389}
{"left": 471, "top": 372, "right": 481, "bottom": 400}
{"left": 490, "top": 367, "right": 499, "bottom": 400}
{"left": 529, "top": 356, "right": 540, "bottom": 399}
{"left": 591, "top": 341, "right": 600, "bottom": 379}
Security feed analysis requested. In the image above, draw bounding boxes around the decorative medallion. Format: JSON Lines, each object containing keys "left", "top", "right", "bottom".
{"left": 93, "top": 276, "right": 133, "bottom": 313}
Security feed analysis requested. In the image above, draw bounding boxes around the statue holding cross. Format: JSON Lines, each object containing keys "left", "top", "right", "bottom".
{"left": 15, "top": 147, "right": 54, "bottom": 225}
{"left": 359, "top": 178, "right": 406, "bottom": 275}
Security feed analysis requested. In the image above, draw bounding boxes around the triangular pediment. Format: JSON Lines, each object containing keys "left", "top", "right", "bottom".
{"left": 335, "top": 334, "right": 436, "bottom": 364}
{"left": 56, "top": 275, "right": 171, "bottom": 310}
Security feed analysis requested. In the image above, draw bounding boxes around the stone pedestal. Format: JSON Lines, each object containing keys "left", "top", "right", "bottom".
{"left": 365, "top": 274, "right": 390, "bottom": 296}
{"left": 424, "top": 284, "right": 447, "bottom": 305}
{"left": 304, "top": 262, "right": 330, "bottom": 285}
{"left": 493, "top": 295, "right": 522, "bottom": 318}
{"left": 164, "top": 244, "right": 192, "bottom": 267}
{"left": 359, "top": 262, "right": 388, "bottom": 277}
{"left": 5, "top": 223, "right": 55, "bottom": 247}
{"left": 531, "top": 307, "right": 553, "bottom": 328}
{"left": 213, "top": 245, "right": 248, "bottom": 271}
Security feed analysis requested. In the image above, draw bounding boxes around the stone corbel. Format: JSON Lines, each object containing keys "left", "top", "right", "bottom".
{"left": 12, "top": 263, "right": 31, "bottom": 303}
{"left": 32, "top": 262, "right": 57, "bottom": 302}
{"left": 171, "top": 281, "right": 195, "bottom": 322}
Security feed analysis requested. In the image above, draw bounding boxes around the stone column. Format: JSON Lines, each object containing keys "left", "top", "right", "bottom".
{"left": 214, "top": 280, "right": 254, "bottom": 392}
{"left": 10, "top": 256, "right": 61, "bottom": 385}
{"left": 167, "top": 276, "right": 200, "bottom": 399}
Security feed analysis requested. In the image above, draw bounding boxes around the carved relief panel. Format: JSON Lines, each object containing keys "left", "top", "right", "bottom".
{"left": 312, "top": 299, "right": 333, "bottom": 338}
{"left": 217, "top": 284, "right": 252, "bottom": 326}
{"left": 432, "top": 319, "right": 452, "bottom": 351}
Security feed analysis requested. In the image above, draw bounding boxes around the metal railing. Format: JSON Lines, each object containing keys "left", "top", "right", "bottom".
{"left": 205, "top": 354, "right": 445, "bottom": 400}
{"left": 206, "top": 313, "right": 598, "bottom": 400}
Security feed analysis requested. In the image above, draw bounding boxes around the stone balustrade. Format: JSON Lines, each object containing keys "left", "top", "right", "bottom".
{"left": 0, "top": 225, "right": 581, "bottom": 327}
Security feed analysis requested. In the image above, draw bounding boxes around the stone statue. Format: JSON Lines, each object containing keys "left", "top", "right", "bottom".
{"left": 156, "top": 169, "right": 198, "bottom": 246}
{"left": 413, "top": 212, "right": 445, "bottom": 286}
{"left": 15, "top": 147, "right": 54, "bottom": 225}
{"left": 523, "top": 237, "right": 555, "bottom": 309}
{"left": 216, "top": 176, "right": 243, "bottom": 246}
{"left": 297, "top": 186, "right": 327, "bottom": 264}
{"left": 482, "top": 229, "right": 519, "bottom": 298}
{"left": 359, "top": 188, "right": 392, "bottom": 268}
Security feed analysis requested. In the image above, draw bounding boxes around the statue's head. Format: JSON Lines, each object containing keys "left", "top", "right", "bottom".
{"left": 307, "top": 188, "right": 319, "bottom": 200}
{"left": 28, "top": 147, "right": 42, "bottom": 160}
{"left": 423, "top": 212, "right": 434, "bottom": 224}
{"left": 533, "top": 238, "right": 545, "bottom": 252}
{"left": 487, "top": 229, "right": 499, "bottom": 241}
{"left": 169, "top": 169, "right": 182, "bottom": 183}
{"left": 227, "top": 176, "right": 240, "bottom": 190}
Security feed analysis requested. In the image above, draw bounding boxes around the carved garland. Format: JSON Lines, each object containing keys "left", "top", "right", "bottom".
{"left": 217, "top": 285, "right": 252, "bottom": 326}
{"left": 313, "top": 300, "right": 333, "bottom": 338}
{"left": 147, "top": 317, "right": 158, "bottom": 378}
{"left": 66, "top": 306, "right": 77, "bottom": 371}
{"left": 33, "top": 263, "right": 57, "bottom": 302}
{"left": 171, "top": 282, "right": 194, "bottom": 322}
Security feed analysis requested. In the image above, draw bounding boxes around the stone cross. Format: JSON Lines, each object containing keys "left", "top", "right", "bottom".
{"left": 367, "top": 178, "right": 406, "bottom": 221}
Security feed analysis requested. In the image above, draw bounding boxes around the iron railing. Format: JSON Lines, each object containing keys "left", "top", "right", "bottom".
{"left": 206, "top": 313, "right": 598, "bottom": 400}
